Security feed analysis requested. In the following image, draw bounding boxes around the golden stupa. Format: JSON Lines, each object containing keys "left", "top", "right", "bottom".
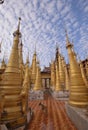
{"left": 31, "top": 51, "right": 37, "bottom": 84}
{"left": 0, "top": 18, "right": 23, "bottom": 121}
{"left": 51, "top": 60, "right": 56, "bottom": 90}
{"left": 58, "top": 54, "right": 65, "bottom": 90}
{"left": 61, "top": 56, "right": 65, "bottom": 73}
{"left": 19, "top": 40, "right": 24, "bottom": 84}
{"left": 55, "top": 61, "right": 61, "bottom": 91}
{"left": 21, "top": 55, "right": 30, "bottom": 114}
{"left": 33, "top": 61, "right": 42, "bottom": 90}
{"left": 64, "top": 61, "right": 70, "bottom": 91}
{"left": 66, "top": 30, "right": 88, "bottom": 107}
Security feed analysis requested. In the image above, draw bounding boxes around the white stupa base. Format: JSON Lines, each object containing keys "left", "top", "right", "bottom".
{"left": 29, "top": 90, "right": 44, "bottom": 100}
{"left": 52, "top": 90, "right": 69, "bottom": 100}
{"left": 66, "top": 103, "right": 88, "bottom": 130}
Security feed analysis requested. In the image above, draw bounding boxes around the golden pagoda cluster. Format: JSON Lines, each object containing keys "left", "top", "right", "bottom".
{"left": 51, "top": 31, "right": 88, "bottom": 108}
{"left": 0, "top": 17, "right": 88, "bottom": 129}
{"left": 66, "top": 31, "right": 88, "bottom": 107}
{"left": 0, "top": 18, "right": 43, "bottom": 129}
{"left": 31, "top": 51, "right": 42, "bottom": 91}
{"left": 51, "top": 46, "right": 70, "bottom": 92}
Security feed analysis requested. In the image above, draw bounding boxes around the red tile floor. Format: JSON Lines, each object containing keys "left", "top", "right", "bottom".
{"left": 28, "top": 92, "right": 77, "bottom": 130}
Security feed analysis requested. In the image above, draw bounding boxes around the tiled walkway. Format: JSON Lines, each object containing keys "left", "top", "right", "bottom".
{"left": 28, "top": 92, "right": 77, "bottom": 130}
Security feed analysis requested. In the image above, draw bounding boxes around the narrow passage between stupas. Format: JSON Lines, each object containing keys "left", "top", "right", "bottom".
{"left": 27, "top": 91, "right": 77, "bottom": 130}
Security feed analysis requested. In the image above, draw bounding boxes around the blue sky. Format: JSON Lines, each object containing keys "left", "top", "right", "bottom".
{"left": 0, "top": 0, "right": 88, "bottom": 69}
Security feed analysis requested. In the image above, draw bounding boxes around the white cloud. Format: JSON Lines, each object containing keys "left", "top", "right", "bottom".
{"left": 84, "top": 5, "right": 88, "bottom": 12}
{"left": 0, "top": 0, "right": 87, "bottom": 67}
{"left": 57, "top": 0, "right": 64, "bottom": 11}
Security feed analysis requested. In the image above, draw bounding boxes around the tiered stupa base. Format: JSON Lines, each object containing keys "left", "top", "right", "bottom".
{"left": 29, "top": 90, "right": 44, "bottom": 100}
{"left": 51, "top": 90, "right": 69, "bottom": 100}
{"left": 0, "top": 110, "right": 33, "bottom": 130}
{"left": 66, "top": 103, "right": 88, "bottom": 130}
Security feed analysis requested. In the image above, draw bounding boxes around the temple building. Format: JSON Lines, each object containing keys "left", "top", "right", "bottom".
{"left": 41, "top": 66, "right": 51, "bottom": 89}
{"left": 0, "top": 18, "right": 88, "bottom": 130}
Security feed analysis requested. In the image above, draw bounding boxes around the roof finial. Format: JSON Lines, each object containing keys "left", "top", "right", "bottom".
{"left": 17, "top": 17, "right": 21, "bottom": 32}
{"left": 34, "top": 42, "right": 36, "bottom": 54}
{"left": 55, "top": 42, "right": 59, "bottom": 51}
{"left": 13, "top": 17, "right": 21, "bottom": 37}
{"left": 56, "top": 42, "right": 58, "bottom": 49}
{"left": 65, "top": 29, "right": 69, "bottom": 43}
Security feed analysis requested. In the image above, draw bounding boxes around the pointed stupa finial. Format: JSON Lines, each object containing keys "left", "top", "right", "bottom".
{"left": 56, "top": 42, "right": 58, "bottom": 49}
{"left": 18, "top": 17, "right": 21, "bottom": 31}
{"left": 19, "top": 39, "right": 24, "bottom": 65}
{"left": 65, "top": 29, "right": 73, "bottom": 49}
{"left": 34, "top": 42, "right": 36, "bottom": 55}
{"left": 56, "top": 42, "right": 60, "bottom": 52}
{"left": 13, "top": 17, "right": 21, "bottom": 37}
{"left": 55, "top": 42, "right": 59, "bottom": 61}
{"left": 65, "top": 29, "right": 70, "bottom": 43}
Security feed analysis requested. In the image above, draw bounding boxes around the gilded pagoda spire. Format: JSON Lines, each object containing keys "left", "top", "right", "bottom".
{"left": 21, "top": 55, "right": 30, "bottom": 114}
{"left": 13, "top": 17, "right": 21, "bottom": 38}
{"left": 19, "top": 40, "right": 24, "bottom": 84}
{"left": 58, "top": 53, "right": 65, "bottom": 91}
{"left": 6, "top": 17, "right": 21, "bottom": 73}
{"left": 66, "top": 30, "right": 88, "bottom": 107}
{"left": 51, "top": 60, "right": 56, "bottom": 90}
{"left": 19, "top": 40, "right": 23, "bottom": 65}
{"left": 66, "top": 29, "right": 70, "bottom": 44}
{"left": 61, "top": 56, "right": 65, "bottom": 72}
{"left": 31, "top": 51, "right": 37, "bottom": 84}
{"left": 0, "top": 18, "right": 23, "bottom": 121}
{"left": 55, "top": 43, "right": 59, "bottom": 62}
{"left": 34, "top": 61, "right": 42, "bottom": 90}
{"left": 64, "top": 60, "right": 70, "bottom": 91}
{"left": 55, "top": 61, "right": 61, "bottom": 91}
